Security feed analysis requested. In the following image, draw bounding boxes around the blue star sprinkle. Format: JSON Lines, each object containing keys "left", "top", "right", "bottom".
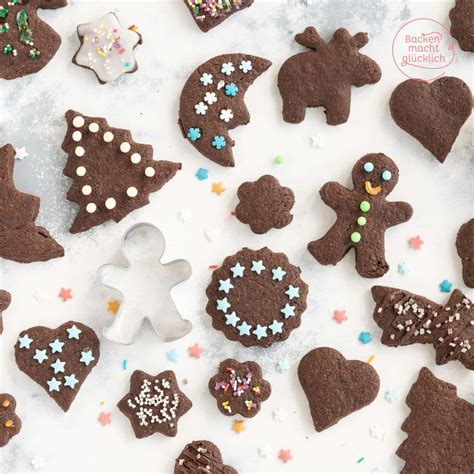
{"left": 195, "top": 168, "right": 208, "bottom": 181}
{"left": 33, "top": 349, "right": 48, "bottom": 364}
{"left": 212, "top": 135, "right": 226, "bottom": 150}
{"left": 237, "top": 321, "right": 252, "bottom": 336}
{"left": 285, "top": 285, "right": 300, "bottom": 300}
{"left": 384, "top": 388, "right": 400, "bottom": 403}
{"left": 225, "top": 83, "right": 239, "bottom": 97}
{"left": 47, "top": 377, "right": 61, "bottom": 392}
{"left": 218, "top": 279, "right": 234, "bottom": 294}
{"left": 79, "top": 350, "right": 95, "bottom": 366}
{"left": 251, "top": 260, "right": 265, "bottom": 275}
{"left": 276, "top": 360, "right": 289, "bottom": 373}
{"left": 66, "top": 325, "right": 82, "bottom": 340}
{"left": 49, "top": 339, "right": 64, "bottom": 353}
{"left": 166, "top": 349, "right": 179, "bottom": 363}
{"left": 268, "top": 319, "right": 284, "bottom": 335}
{"left": 280, "top": 304, "right": 295, "bottom": 319}
{"left": 18, "top": 334, "right": 33, "bottom": 349}
{"left": 397, "top": 262, "right": 410, "bottom": 275}
{"left": 253, "top": 324, "right": 268, "bottom": 340}
{"left": 64, "top": 374, "right": 79, "bottom": 389}
{"left": 358, "top": 331, "right": 372, "bottom": 344}
{"left": 187, "top": 127, "right": 202, "bottom": 142}
{"left": 230, "top": 263, "right": 245, "bottom": 278}
{"left": 272, "top": 267, "right": 286, "bottom": 281}
{"left": 216, "top": 297, "right": 231, "bottom": 313}
{"left": 50, "top": 359, "right": 66, "bottom": 374}
{"left": 225, "top": 311, "right": 240, "bottom": 327}
{"left": 439, "top": 279, "right": 453, "bottom": 293}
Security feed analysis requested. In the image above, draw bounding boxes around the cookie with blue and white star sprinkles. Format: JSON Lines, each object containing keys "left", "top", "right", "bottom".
{"left": 14, "top": 321, "right": 100, "bottom": 412}
{"left": 205, "top": 247, "right": 308, "bottom": 348}
{"left": 117, "top": 370, "right": 192, "bottom": 438}
{"left": 179, "top": 53, "right": 271, "bottom": 167}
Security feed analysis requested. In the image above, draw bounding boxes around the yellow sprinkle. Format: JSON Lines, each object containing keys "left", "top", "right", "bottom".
{"left": 367, "top": 355, "right": 375, "bottom": 365}
{"left": 2, "top": 399, "right": 10, "bottom": 408}
{"left": 100, "top": 401, "right": 104, "bottom": 406}
{"left": 5, "top": 420, "right": 13, "bottom": 428}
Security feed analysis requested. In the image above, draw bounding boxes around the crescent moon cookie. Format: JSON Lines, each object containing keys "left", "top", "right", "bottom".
{"left": 73, "top": 12, "right": 142, "bottom": 84}
{"left": 0, "top": 0, "right": 67, "bottom": 80}
{"left": 179, "top": 53, "right": 272, "bottom": 167}
{"left": 205, "top": 247, "right": 308, "bottom": 348}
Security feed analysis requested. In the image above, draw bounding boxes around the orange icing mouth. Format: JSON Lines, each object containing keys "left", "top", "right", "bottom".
{"left": 365, "top": 181, "right": 381, "bottom": 196}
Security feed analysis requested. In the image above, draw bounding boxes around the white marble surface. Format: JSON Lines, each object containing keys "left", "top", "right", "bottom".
{"left": 0, "top": 0, "right": 473, "bottom": 472}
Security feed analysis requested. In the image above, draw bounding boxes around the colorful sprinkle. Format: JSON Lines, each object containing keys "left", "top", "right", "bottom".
{"left": 166, "top": 349, "right": 179, "bottom": 363}
{"left": 333, "top": 309, "right": 348, "bottom": 324}
{"left": 58, "top": 288, "right": 72, "bottom": 302}
{"left": 97, "top": 412, "right": 111, "bottom": 426}
{"left": 357, "top": 457, "right": 365, "bottom": 464}
{"left": 409, "top": 235, "right": 424, "bottom": 250}
{"left": 439, "top": 279, "right": 453, "bottom": 293}
{"left": 188, "top": 343, "right": 203, "bottom": 359}
{"left": 232, "top": 419, "right": 246, "bottom": 434}
{"left": 397, "top": 262, "right": 410, "bottom": 275}
{"left": 278, "top": 449, "right": 293, "bottom": 464}
{"left": 384, "top": 388, "right": 400, "bottom": 403}
{"left": 358, "top": 331, "right": 372, "bottom": 344}
{"left": 351, "top": 231, "right": 361, "bottom": 243}
{"left": 275, "top": 360, "right": 289, "bottom": 373}
{"left": 274, "top": 155, "right": 285, "bottom": 164}
{"left": 211, "top": 182, "right": 226, "bottom": 196}
{"left": 367, "top": 355, "right": 375, "bottom": 364}
{"left": 212, "top": 135, "right": 226, "bottom": 149}
{"left": 187, "top": 127, "right": 201, "bottom": 141}
{"left": 195, "top": 167, "right": 208, "bottom": 180}
{"left": 225, "top": 83, "right": 239, "bottom": 96}
{"left": 122, "top": 359, "right": 127, "bottom": 370}
{"left": 107, "top": 300, "right": 120, "bottom": 315}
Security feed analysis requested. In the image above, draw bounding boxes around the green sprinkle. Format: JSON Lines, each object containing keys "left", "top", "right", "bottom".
{"left": 359, "top": 200, "right": 371, "bottom": 212}
{"left": 0, "top": 7, "right": 8, "bottom": 19}
{"left": 122, "top": 359, "right": 127, "bottom": 370}
{"left": 357, "top": 457, "right": 365, "bottom": 464}
{"left": 351, "top": 232, "right": 361, "bottom": 243}
{"left": 0, "top": 23, "right": 9, "bottom": 34}
{"left": 357, "top": 216, "right": 367, "bottom": 226}
{"left": 29, "top": 47, "right": 40, "bottom": 59}
{"left": 274, "top": 155, "right": 284, "bottom": 164}
{"left": 3, "top": 44, "right": 13, "bottom": 55}
{"left": 16, "top": 9, "right": 32, "bottom": 45}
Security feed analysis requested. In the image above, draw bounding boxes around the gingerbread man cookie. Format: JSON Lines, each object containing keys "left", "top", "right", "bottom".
{"left": 308, "top": 153, "right": 413, "bottom": 278}
{"left": 0, "top": 394, "right": 21, "bottom": 447}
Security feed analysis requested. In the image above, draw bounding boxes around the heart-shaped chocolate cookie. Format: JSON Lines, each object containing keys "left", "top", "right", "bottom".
{"left": 389, "top": 77, "right": 472, "bottom": 163}
{"left": 298, "top": 347, "right": 380, "bottom": 431}
{"left": 14, "top": 321, "right": 100, "bottom": 412}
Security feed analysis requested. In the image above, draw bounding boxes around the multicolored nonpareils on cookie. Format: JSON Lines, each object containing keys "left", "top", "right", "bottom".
{"left": 0, "top": 289, "right": 11, "bottom": 334}
{"left": 308, "top": 153, "right": 413, "bottom": 278}
{"left": 456, "top": 218, "right": 474, "bottom": 288}
{"left": 117, "top": 370, "right": 192, "bottom": 438}
{"left": 0, "top": 393, "right": 21, "bottom": 447}
{"left": 0, "top": 0, "right": 67, "bottom": 80}
{"left": 209, "top": 359, "right": 271, "bottom": 417}
{"left": 61, "top": 110, "right": 181, "bottom": 233}
{"left": 278, "top": 27, "right": 381, "bottom": 125}
{"left": 371, "top": 286, "right": 474, "bottom": 370}
{"left": 449, "top": 0, "right": 474, "bottom": 52}
{"left": 235, "top": 175, "right": 295, "bottom": 234}
{"left": 184, "top": 0, "right": 253, "bottom": 32}
{"left": 14, "top": 321, "right": 100, "bottom": 411}
{"left": 206, "top": 247, "right": 308, "bottom": 348}
{"left": 73, "top": 12, "right": 142, "bottom": 84}
{"left": 179, "top": 53, "right": 271, "bottom": 167}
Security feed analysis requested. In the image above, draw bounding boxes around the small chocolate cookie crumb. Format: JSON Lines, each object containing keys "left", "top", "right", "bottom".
{"left": 0, "top": 290, "right": 11, "bottom": 335}
{"left": 371, "top": 286, "right": 474, "bottom": 370}
{"left": 456, "top": 218, "right": 474, "bottom": 288}
{"left": 298, "top": 347, "right": 380, "bottom": 431}
{"left": 397, "top": 367, "right": 473, "bottom": 473}
{"left": 389, "top": 77, "right": 472, "bottom": 163}
{"left": 449, "top": 0, "right": 474, "bottom": 52}
{"left": 308, "top": 153, "right": 413, "bottom": 278}
{"left": 175, "top": 440, "right": 237, "bottom": 473}
{"left": 235, "top": 175, "right": 295, "bottom": 234}
{"left": 278, "top": 26, "right": 381, "bottom": 125}
{"left": 0, "top": 144, "right": 64, "bottom": 263}
{"left": 118, "top": 370, "right": 192, "bottom": 438}
{"left": 0, "top": 394, "right": 21, "bottom": 447}
{"left": 206, "top": 247, "right": 308, "bottom": 348}
{"left": 209, "top": 359, "right": 271, "bottom": 417}
{"left": 183, "top": 0, "right": 253, "bottom": 33}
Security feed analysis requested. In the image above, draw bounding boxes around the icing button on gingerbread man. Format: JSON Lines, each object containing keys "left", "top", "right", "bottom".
{"left": 308, "top": 153, "right": 413, "bottom": 278}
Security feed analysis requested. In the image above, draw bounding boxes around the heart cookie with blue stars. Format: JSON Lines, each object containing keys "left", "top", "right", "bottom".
{"left": 14, "top": 321, "right": 100, "bottom": 412}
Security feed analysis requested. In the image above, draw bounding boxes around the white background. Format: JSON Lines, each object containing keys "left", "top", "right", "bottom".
{"left": 0, "top": 0, "right": 473, "bottom": 472}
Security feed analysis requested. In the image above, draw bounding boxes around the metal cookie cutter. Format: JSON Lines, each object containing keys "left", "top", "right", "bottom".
{"left": 98, "top": 223, "right": 193, "bottom": 344}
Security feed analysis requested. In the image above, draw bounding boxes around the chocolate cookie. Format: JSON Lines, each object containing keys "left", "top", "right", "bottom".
{"left": 298, "top": 347, "right": 380, "bottom": 432}
{"left": 308, "top": 153, "right": 413, "bottom": 278}
{"left": 175, "top": 440, "right": 237, "bottom": 473}
{"left": 184, "top": 0, "right": 253, "bottom": 33}
{"left": 62, "top": 110, "right": 180, "bottom": 233}
{"left": 0, "top": 0, "right": 67, "bottom": 80}
{"left": 0, "top": 144, "right": 64, "bottom": 263}
{"left": 371, "top": 286, "right": 473, "bottom": 370}
{"left": 0, "top": 290, "right": 11, "bottom": 334}
{"left": 456, "top": 218, "right": 474, "bottom": 288}
{"left": 209, "top": 359, "right": 271, "bottom": 417}
{"left": 397, "top": 367, "right": 473, "bottom": 473}
{"left": 179, "top": 53, "right": 271, "bottom": 167}
{"left": 449, "top": 0, "right": 474, "bottom": 52}
{"left": 278, "top": 27, "right": 381, "bottom": 125}
{"left": 205, "top": 247, "right": 308, "bottom": 348}
{"left": 389, "top": 77, "right": 472, "bottom": 163}
{"left": 73, "top": 13, "right": 142, "bottom": 84}
{"left": 117, "top": 369, "right": 192, "bottom": 438}
{"left": 15, "top": 321, "right": 100, "bottom": 411}
{"left": 235, "top": 175, "right": 295, "bottom": 234}
{"left": 0, "top": 394, "right": 21, "bottom": 447}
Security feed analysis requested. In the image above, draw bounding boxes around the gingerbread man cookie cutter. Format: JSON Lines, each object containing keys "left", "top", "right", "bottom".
{"left": 98, "top": 223, "right": 193, "bottom": 344}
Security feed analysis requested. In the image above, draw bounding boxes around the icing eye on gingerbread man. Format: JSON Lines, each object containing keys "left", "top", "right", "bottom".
{"left": 354, "top": 156, "right": 399, "bottom": 197}
{"left": 382, "top": 170, "right": 392, "bottom": 181}
{"left": 363, "top": 162, "right": 374, "bottom": 173}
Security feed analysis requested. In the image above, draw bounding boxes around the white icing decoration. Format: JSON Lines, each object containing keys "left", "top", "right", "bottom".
{"left": 131, "top": 153, "right": 141, "bottom": 164}
{"left": 72, "top": 131, "right": 82, "bottom": 142}
{"left": 89, "top": 122, "right": 99, "bottom": 133}
{"left": 220, "top": 109, "right": 233, "bottom": 123}
{"left": 75, "top": 13, "right": 142, "bottom": 83}
{"left": 217, "top": 80, "right": 225, "bottom": 90}
{"left": 105, "top": 197, "right": 116, "bottom": 210}
{"left": 204, "top": 92, "right": 217, "bottom": 105}
{"left": 145, "top": 167, "right": 155, "bottom": 177}
{"left": 82, "top": 185, "right": 92, "bottom": 196}
{"left": 103, "top": 132, "right": 114, "bottom": 143}
{"left": 73, "top": 116, "right": 85, "bottom": 128}
{"left": 127, "top": 187, "right": 138, "bottom": 198}
{"left": 120, "top": 142, "right": 131, "bottom": 153}
{"left": 75, "top": 146, "right": 85, "bottom": 157}
{"left": 76, "top": 166, "right": 86, "bottom": 176}
{"left": 86, "top": 203, "right": 97, "bottom": 213}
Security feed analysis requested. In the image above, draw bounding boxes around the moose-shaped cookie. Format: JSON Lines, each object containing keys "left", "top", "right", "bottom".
{"left": 278, "top": 27, "right": 381, "bottom": 125}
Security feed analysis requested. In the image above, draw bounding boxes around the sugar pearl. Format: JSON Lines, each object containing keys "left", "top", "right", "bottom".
{"left": 105, "top": 197, "right": 116, "bottom": 210}
{"left": 81, "top": 185, "right": 92, "bottom": 196}
{"left": 131, "top": 153, "right": 141, "bottom": 164}
{"left": 73, "top": 116, "right": 85, "bottom": 128}
{"left": 89, "top": 122, "right": 99, "bottom": 133}
{"left": 72, "top": 131, "right": 82, "bottom": 142}
{"left": 76, "top": 166, "right": 86, "bottom": 176}
{"left": 127, "top": 187, "right": 138, "bottom": 198}
{"left": 103, "top": 132, "right": 114, "bottom": 143}
{"left": 86, "top": 203, "right": 97, "bottom": 213}
{"left": 75, "top": 146, "right": 85, "bottom": 157}
{"left": 145, "top": 167, "right": 155, "bottom": 177}
{"left": 120, "top": 142, "right": 131, "bottom": 153}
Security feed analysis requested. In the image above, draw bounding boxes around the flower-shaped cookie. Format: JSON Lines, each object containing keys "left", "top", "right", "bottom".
{"left": 209, "top": 359, "right": 271, "bottom": 417}
{"left": 235, "top": 175, "right": 295, "bottom": 234}
{"left": 0, "top": 394, "right": 21, "bottom": 447}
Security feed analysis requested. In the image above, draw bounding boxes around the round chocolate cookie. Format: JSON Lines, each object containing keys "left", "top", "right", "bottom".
{"left": 175, "top": 440, "right": 237, "bottom": 473}
{"left": 449, "top": 0, "right": 474, "bottom": 52}
{"left": 205, "top": 247, "right": 308, "bottom": 348}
